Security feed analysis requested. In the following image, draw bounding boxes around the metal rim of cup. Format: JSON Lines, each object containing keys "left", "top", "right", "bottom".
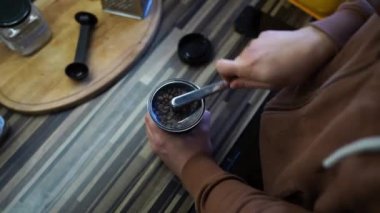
{"left": 147, "top": 79, "right": 205, "bottom": 133}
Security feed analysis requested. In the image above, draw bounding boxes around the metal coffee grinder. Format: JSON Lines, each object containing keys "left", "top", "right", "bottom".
{"left": 101, "top": 0, "right": 153, "bottom": 20}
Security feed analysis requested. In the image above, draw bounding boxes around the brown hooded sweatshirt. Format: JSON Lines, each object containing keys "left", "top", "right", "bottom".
{"left": 179, "top": 0, "right": 380, "bottom": 212}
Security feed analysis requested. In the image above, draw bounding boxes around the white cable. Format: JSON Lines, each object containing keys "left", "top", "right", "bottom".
{"left": 323, "top": 136, "right": 380, "bottom": 169}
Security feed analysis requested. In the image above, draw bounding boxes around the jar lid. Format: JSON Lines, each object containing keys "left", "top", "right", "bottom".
{"left": 177, "top": 33, "right": 213, "bottom": 66}
{"left": 0, "top": 0, "right": 31, "bottom": 28}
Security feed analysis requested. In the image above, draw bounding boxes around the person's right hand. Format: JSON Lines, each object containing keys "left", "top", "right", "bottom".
{"left": 216, "top": 26, "right": 336, "bottom": 89}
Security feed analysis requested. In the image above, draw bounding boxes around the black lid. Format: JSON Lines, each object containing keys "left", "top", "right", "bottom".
{"left": 0, "top": 0, "right": 31, "bottom": 27}
{"left": 178, "top": 33, "right": 213, "bottom": 66}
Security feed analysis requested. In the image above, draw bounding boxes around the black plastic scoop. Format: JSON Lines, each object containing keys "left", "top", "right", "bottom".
{"left": 65, "top": 12, "right": 97, "bottom": 81}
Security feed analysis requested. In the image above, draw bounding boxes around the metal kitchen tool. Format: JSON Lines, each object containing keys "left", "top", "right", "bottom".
{"left": 101, "top": 0, "right": 152, "bottom": 20}
{"left": 171, "top": 81, "right": 229, "bottom": 109}
{"left": 148, "top": 79, "right": 205, "bottom": 133}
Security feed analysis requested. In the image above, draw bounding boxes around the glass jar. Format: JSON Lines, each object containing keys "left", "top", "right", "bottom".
{"left": 0, "top": 0, "right": 51, "bottom": 56}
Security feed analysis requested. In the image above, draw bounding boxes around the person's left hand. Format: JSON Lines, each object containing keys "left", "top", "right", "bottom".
{"left": 145, "top": 111, "right": 213, "bottom": 177}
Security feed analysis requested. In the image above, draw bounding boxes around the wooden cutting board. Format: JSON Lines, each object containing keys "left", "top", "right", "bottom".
{"left": 0, "top": 0, "right": 161, "bottom": 114}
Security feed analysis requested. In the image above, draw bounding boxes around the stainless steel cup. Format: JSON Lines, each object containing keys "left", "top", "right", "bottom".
{"left": 147, "top": 79, "right": 205, "bottom": 133}
{"left": 101, "top": 0, "right": 152, "bottom": 20}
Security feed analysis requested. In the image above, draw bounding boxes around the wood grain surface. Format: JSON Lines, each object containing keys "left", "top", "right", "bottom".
{"left": 0, "top": 0, "right": 310, "bottom": 212}
{"left": 0, "top": 0, "right": 161, "bottom": 114}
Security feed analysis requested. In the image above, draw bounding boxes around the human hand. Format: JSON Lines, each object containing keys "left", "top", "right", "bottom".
{"left": 145, "top": 111, "right": 212, "bottom": 177}
{"left": 216, "top": 26, "right": 336, "bottom": 89}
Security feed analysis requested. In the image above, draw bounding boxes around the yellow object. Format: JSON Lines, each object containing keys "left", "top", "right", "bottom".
{"left": 289, "top": 0, "right": 344, "bottom": 19}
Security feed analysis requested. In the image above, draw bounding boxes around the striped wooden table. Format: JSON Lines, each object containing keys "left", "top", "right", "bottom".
{"left": 0, "top": 0, "right": 309, "bottom": 212}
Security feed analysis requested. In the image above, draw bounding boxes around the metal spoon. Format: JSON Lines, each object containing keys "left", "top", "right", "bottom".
{"left": 171, "top": 81, "right": 229, "bottom": 109}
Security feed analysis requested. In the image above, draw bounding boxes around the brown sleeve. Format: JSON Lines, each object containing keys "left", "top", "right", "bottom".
{"left": 315, "top": 154, "right": 380, "bottom": 212}
{"left": 311, "top": 0, "right": 374, "bottom": 49}
{"left": 367, "top": 0, "right": 380, "bottom": 13}
{"left": 180, "top": 154, "right": 309, "bottom": 213}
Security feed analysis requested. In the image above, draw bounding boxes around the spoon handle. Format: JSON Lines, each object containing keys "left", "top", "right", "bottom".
{"left": 171, "top": 81, "right": 228, "bottom": 109}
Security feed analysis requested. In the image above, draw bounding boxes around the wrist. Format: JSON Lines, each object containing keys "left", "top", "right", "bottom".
{"left": 304, "top": 26, "right": 337, "bottom": 55}
{"left": 298, "top": 26, "right": 337, "bottom": 69}
{"left": 180, "top": 153, "right": 222, "bottom": 197}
